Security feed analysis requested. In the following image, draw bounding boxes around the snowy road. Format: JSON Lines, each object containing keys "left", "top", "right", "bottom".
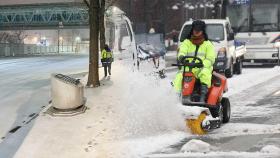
{"left": 1, "top": 53, "right": 280, "bottom": 158}
{"left": 0, "top": 54, "right": 88, "bottom": 157}
{"left": 147, "top": 65, "right": 280, "bottom": 157}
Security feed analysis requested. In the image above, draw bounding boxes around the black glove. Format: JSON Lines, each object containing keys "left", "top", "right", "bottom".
{"left": 178, "top": 56, "right": 184, "bottom": 64}
{"left": 178, "top": 56, "right": 190, "bottom": 64}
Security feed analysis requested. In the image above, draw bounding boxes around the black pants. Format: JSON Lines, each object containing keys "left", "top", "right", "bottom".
{"left": 103, "top": 63, "right": 111, "bottom": 76}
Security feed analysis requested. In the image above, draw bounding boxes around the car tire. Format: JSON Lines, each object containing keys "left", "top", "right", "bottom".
{"left": 221, "top": 97, "right": 231, "bottom": 123}
{"left": 234, "top": 58, "right": 242, "bottom": 75}
{"left": 225, "top": 61, "right": 233, "bottom": 78}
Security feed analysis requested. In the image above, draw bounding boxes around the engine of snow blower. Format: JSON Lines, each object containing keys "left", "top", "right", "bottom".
{"left": 172, "top": 56, "right": 231, "bottom": 135}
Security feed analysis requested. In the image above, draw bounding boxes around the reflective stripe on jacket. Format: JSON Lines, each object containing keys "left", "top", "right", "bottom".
{"left": 178, "top": 39, "right": 216, "bottom": 68}
{"left": 172, "top": 39, "right": 216, "bottom": 92}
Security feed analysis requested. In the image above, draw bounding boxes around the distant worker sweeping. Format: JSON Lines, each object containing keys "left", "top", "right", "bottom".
{"left": 101, "top": 44, "right": 114, "bottom": 78}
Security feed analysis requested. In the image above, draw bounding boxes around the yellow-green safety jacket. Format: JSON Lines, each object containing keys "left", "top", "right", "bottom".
{"left": 101, "top": 49, "right": 113, "bottom": 59}
{"left": 101, "top": 49, "right": 113, "bottom": 63}
{"left": 173, "top": 39, "right": 216, "bottom": 92}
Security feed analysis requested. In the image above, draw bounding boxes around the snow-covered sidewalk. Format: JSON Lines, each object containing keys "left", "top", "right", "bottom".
{"left": 13, "top": 63, "right": 188, "bottom": 158}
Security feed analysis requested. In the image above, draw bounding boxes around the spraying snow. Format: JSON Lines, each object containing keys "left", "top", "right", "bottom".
{"left": 14, "top": 61, "right": 189, "bottom": 158}
{"left": 88, "top": 62, "right": 186, "bottom": 138}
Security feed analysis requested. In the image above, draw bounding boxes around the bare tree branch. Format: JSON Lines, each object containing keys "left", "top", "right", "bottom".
{"left": 83, "top": 0, "right": 90, "bottom": 8}
{"left": 0, "top": 32, "right": 9, "bottom": 43}
{"left": 105, "top": 0, "right": 118, "bottom": 11}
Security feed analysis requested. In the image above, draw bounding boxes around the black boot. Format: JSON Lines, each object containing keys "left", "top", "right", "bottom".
{"left": 200, "top": 84, "right": 208, "bottom": 103}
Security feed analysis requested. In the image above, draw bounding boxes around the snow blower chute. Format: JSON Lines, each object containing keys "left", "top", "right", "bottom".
{"left": 172, "top": 56, "right": 231, "bottom": 135}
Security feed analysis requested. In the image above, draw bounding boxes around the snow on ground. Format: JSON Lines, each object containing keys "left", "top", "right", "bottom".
{"left": 147, "top": 151, "right": 279, "bottom": 158}
{"left": 117, "top": 131, "right": 187, "bottom": 158}
{"left": 227, "top": 67, "right": 280, "bottom": 123}
{"left": 14, "top": 62, "right": 188, "bottom": 158}
{"left": 145, "top": 66, "right": 280, "bottom": 157}
{"left": 0, "top": 54, "right": 88, "bottom": 143}
{"left": 180, "top": 139, "right": 211, "bottom": 153}
{"left": 260, "top": 145, "right": 280, "bottom": 155}
{"left": 209, "top": 123, "right": 280, "bottom": 139}
{"left": 232, "top": 103, "right": 277, "bottom": 118}
{"left": 12, "top": 55, "right": 280, "bottom": 158}
{"left": 148, "top": 140, "right": 280, "bottom": 158}
{"left": 179, "top": 105, "right": 211, "bottom": 119}
{"left": 225, "top": 66, "right": 280, "bottom": 97}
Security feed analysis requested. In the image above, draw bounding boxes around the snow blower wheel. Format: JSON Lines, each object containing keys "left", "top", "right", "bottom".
{"left": 221, "top": 97, "right": 231, "bottom": 123}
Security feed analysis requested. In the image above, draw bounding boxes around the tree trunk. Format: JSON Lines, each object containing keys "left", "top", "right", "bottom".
{"left": 87, "top": 0, "right": 100, "bottom": 87}
{"left": 99, "top": 0, "right": 106, "bottom": 51}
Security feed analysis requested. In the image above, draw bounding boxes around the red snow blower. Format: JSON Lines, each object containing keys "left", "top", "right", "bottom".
{"left": 172, "top": 56, "right": 231, "bottom": 135}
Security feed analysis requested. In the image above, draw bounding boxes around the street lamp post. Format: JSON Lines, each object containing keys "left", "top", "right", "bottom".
{"left": 129, "top": 0, "right": 132, "bottom": 18}
{"left": 275, "top": 41, "right": 280, "bottom": 66}
{"left": 59, "top": 36, "right": 64, "bottom": 52}
{"left": 58, "top": 22, "right": 63, "bottom": 54}
{"left": 188, "top": 5, "right": 195, "bottom": 20}
{"left": 195, "top": 4, "right": 198, "bottom": 19}
{"left": 75, "top": 36, "right": 81, "bottom": 53}
{"left": 199, "top": 4, "right": 206, "bottom": 19}
{"left": 278, "top": 47, "right": 280, "bottom": 66}
{"left": 219, "top": 4, "right": 222, "bottom": 18}
{"left": 184, "top": 3, "right": 189, "bottom": 20}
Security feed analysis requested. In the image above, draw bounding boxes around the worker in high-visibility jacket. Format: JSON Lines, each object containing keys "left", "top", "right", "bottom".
{"left": 101, "top": 44, "right": 113, "bottom": 77}
{"left": 173, "top": 20, "right": 216, "bottom": 103}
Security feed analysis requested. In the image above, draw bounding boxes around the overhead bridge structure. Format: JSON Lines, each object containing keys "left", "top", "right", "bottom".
{"left": 0, "top": 2, "right": 89, "bottom": 30}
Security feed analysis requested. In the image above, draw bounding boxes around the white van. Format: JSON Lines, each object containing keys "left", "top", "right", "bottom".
{"left": 178, "top": 19, "right": 247, "bottom": 78}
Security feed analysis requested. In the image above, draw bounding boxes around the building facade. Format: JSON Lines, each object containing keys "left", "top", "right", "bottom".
{"left": 115, "top": 0, "right": 225, "bottom": 38}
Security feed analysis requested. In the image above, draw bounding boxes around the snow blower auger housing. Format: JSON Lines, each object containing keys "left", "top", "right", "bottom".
{"left": 172, "top": 56, "right": 231, "bottom": 135}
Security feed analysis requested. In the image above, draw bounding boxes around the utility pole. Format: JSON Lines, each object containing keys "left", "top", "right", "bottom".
{"left": 129, "top": 0, "right": 132, "bottom": 18}
{"left": 162, "top": 0, "right": 166, "bottom": 38}
{"left": 57, "top": 29, "right": 60, "bottom": 54}
{"left": 144, "top": 0, "right": 147, "bottom": 32}
{"left": 57, "top": 22, "right": 63, "bottom": 54}
{"left": 249, "top": 0, "right": 253, "bottom": 31}
{"left": 278, "top": 47, "right": 280, "bottom": 66}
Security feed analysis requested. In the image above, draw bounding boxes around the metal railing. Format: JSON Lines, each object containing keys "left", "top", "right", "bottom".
{"left": 0, "top": 43, "right": 89, "bottom": 57}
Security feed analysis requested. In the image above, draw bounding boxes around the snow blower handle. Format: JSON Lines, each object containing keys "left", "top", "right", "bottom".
{"left": 172, "top": 56, "right": 204, "bottom": 68}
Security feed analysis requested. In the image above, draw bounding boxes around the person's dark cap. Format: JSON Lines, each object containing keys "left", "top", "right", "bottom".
{"left": 192, "top": 20, "right": 206, "bottom": 32}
